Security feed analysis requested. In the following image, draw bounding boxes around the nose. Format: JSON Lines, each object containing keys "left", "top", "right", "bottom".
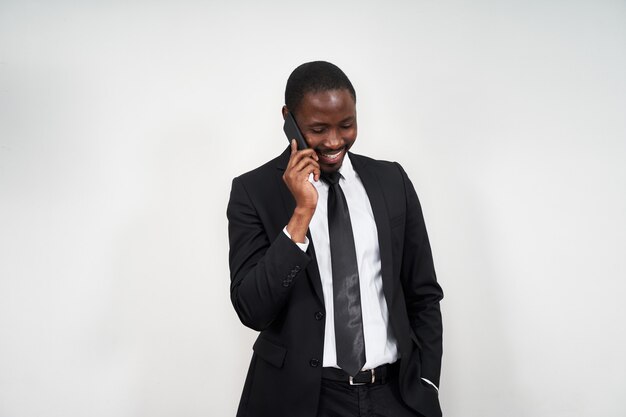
{"left": 324, "top": 127, "right": 343, "bottom": 148}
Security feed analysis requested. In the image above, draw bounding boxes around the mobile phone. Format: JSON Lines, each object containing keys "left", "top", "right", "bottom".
{"left": 283, "top": 112, "right": 308, "bottom": 150}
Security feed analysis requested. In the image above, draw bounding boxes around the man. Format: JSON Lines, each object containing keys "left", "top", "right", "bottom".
{"left": 227, "top": 61, "right": 443, "bottom": 417}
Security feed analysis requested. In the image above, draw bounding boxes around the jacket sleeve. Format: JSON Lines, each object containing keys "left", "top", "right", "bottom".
{"left": 227, "top": 176, "right": 311, "bottom": 331}
{"left": 395, "top": 162, "right": 444, "bottom": 387}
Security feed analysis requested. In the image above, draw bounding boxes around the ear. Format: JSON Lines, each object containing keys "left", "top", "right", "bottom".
{"left": 281, "top": 105, "right": 289, "bottom": 120}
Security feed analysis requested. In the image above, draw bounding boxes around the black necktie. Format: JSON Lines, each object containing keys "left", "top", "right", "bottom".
{"left": 322, "top": 171, "right": 366, "bottom": 377}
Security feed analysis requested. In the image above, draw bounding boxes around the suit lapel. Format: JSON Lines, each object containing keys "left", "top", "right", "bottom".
{"left": 275, "top": 147, "right": 325, "bottom": 304}
{"left": 350, "top": 153, "right": 396, "bottom": 306}
{"left": 352, "top": 154, "right": 413, "bottom": 354}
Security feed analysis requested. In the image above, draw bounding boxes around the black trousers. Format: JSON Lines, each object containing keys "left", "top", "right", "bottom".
{"left": 316, "top": 375, "right": 420, "bottom": 417}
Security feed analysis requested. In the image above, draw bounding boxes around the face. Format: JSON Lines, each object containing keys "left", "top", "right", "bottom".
{"left": 284, "top": 89, "right": 357, "bottom": 173}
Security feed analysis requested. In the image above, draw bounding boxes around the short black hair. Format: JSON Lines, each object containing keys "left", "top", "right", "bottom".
{"left": 285, "top": 61, "right": 356, "bottom": 116}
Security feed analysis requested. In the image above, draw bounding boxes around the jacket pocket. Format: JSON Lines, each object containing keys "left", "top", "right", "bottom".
{"left": 253, "top": 337, "right": 287, "bottom": 368}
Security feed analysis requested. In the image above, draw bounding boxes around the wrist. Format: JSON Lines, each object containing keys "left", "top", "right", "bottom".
{"left": 287, "top": 206, "right": 314, "bottom": 243}
{"left": 293, "top": 205, "right": 315, "bottom": 218}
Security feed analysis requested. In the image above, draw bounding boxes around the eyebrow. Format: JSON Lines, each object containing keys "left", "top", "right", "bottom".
{"left": 306, "top": 116, "right": 355, "bottom": 126}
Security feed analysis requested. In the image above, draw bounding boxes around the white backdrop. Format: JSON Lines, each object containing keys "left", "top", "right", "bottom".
{"left": 1, "top": 1, "right": 625, "bottom": 416}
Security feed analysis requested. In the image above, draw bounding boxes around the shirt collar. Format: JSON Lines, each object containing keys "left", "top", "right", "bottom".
{"left": 313, "top": 153, "right": 356, "bottom": 189}
{"left": 338, "top": 152, "right": 357, "bottom": 183}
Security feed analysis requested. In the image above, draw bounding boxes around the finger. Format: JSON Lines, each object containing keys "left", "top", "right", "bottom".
{"left": 301, "top": 148, "right": 318, "bottom": 161}
{"left": 287, "top": 147, "right": 317, "bottom": 169}
{"left": 292, "top": 158, "right": 320, "bottom": 179}
{"left": 294, "top": 148, "right": 318, "bottom": 162}
{"left": 286, "top": 139, "right": 299, "bottom": 170}
{"left": 292, "top": 153, "right": 320, "bottom": 170}
{"left": 313, "top": 167, "right": 321, "bottom": 182}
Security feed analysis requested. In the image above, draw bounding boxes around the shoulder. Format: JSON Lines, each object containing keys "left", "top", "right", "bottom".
{"left": 232, "top": 148, "right": 288, "bottom": 189}
{"left": 349, "top": 152, "right": 408, "bottom": 182}
{"left": 349, "top": 152, "right": 417, "bottom": 212}
{"left": 228, "top": 149, "right": 290, "bottom": 213}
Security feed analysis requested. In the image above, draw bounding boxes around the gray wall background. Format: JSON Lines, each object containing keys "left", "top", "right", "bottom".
{"left": 1, "top": 1, "right": 625, "bottom": 416}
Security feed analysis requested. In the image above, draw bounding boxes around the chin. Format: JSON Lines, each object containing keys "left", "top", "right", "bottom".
{"left": 321, "top": 159, "right": 344, "bottom": 173}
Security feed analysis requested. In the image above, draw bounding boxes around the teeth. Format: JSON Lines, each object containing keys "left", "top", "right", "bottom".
{"left": 321, "top": 149, "right": 343, "bottom": 160}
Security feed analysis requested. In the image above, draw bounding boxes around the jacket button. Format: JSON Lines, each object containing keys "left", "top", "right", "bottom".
{"left": 309, "top": 358, "right": 320, "bottom": 367}
{"left": 314, "top": 311, "right": 325, "bottom": 321}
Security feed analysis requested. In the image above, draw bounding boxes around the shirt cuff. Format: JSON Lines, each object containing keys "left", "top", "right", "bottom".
{"left": 283, "top": 227, "right": 309, "bottom": 252}
{"left": 421, "top": 378, "right": 439, "bottom": 392}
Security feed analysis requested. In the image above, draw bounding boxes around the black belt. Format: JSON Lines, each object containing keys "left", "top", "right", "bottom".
{"left": 321, "top": 362, "right": 399, "bottom": 385}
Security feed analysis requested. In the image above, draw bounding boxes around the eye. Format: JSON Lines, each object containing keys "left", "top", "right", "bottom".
{"left": 341, "top": 124, "right": 353, "bottom": 129}
{"left": 311, "top": 127, "right": 326, "bottom": 134}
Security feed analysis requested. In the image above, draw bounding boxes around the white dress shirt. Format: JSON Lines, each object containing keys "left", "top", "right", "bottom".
{"left": 287, "top": 154, "right": 399, "bottom": 369}
{"left": 283, "top": 154, "right": 438, "bottom": 390}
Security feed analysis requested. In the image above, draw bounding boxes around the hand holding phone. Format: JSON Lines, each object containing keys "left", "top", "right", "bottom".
{"left": 282, "top": 110, "right": 319, "bottom": 194}
{"left": 284, "top": 111, "right": 316, "bottom": 185}
{"left": 281, "top": 111, "right": 319, "bottom": 243}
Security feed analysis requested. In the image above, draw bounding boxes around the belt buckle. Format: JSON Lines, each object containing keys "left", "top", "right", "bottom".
{"left": 349, "top": 369, "right": 375, "bottom": 385}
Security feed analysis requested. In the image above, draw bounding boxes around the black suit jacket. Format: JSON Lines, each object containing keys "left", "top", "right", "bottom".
{"left": 227, "top": 148, "right": 443, "bottom": 417}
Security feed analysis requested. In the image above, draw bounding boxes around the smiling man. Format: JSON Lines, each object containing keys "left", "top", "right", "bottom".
{"left": 227, "top": 61, "right": 443, "bottom": 417}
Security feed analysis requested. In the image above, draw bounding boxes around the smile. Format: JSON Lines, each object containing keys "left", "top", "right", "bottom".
{"left": 319, "top": 148, "right": 345, "bottom": 162}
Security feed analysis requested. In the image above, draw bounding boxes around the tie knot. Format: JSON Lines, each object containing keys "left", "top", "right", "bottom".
{"left": 321, "top": 171, "right": 342, "bottom": 185}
